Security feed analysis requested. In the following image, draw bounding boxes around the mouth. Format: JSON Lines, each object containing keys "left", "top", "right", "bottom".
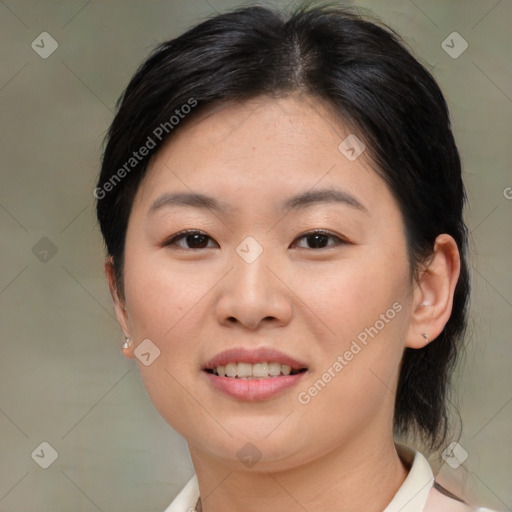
{"left": 202, "top": 347, "right": 309, "bottom": 401}
{"left": 204, "top": 362, "right": 308, "bottom": 379}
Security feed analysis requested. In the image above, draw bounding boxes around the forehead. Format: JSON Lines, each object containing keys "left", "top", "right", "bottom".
{"left": 133, "top": 95, "right": 389, "bottom": 214}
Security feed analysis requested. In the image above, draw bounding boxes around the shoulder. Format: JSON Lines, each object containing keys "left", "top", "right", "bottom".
{"left": 424, "top": 482, "right": 500, "bottom": 512}
{"left": 393, "top": 443, "right": 498, "bottom": 512}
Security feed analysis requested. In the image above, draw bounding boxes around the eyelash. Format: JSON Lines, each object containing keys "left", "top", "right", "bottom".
{"left": 163, "top": 229, "right": 348, "bottom": 250}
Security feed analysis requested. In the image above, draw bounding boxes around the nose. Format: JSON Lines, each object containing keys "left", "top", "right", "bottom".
{"left": 214, "top": 246, "right": 293, "bottom": 331}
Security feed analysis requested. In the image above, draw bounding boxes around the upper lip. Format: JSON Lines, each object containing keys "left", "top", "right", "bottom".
{"left": 203, "top": 347, "right": 308, "bottom": 371}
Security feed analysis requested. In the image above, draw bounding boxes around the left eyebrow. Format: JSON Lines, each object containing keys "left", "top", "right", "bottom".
{"left": 280, "top": 188, "right": 368, "bottom": 214}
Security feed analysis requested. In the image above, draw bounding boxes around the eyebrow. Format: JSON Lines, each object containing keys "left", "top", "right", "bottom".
{"left": 281, "top": 188, "right": 367, "bottom": 214}
{"left": 148, "top": 191, "right": 233, "bottom": 215}
{"left": 147, "top": 188, "right": 368, "bottom": 216}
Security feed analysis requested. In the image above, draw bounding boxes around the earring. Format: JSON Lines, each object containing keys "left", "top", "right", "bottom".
{"left": 121, "top": 337, "right": 131, "bottom": 350}
{"left": 422, "top": 333, "right": 429, "bottom": 344}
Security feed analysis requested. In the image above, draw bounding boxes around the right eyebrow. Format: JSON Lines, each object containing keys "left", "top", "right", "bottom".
{"left": 148, "top": 192, "right": 234, "bottom": 216}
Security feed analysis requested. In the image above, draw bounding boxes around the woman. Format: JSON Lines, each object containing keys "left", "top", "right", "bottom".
{"left": 95, "top": 4, "right": 499, "bottom": 512}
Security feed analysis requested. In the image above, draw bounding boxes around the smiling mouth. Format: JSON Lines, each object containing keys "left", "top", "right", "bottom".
{"left": 204, "top": 362, "right": 308, "bottom": 379}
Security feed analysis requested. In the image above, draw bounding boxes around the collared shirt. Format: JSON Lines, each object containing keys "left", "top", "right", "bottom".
{"left": 163, "top": 443, "right": 498, "bottom": 512}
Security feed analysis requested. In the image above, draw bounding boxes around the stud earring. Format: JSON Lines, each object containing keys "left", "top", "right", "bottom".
{"left": 121, "top": 337, "right": 131, "bottom": 350}
{"left": 422, "top": 333, "right": 429, "bottom": 344}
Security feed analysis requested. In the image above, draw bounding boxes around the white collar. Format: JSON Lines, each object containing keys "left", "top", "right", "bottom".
{"left": 383, "top": 443, "right": 434, "bottom": 512}
{"left": 163, "top": 443, "right": 479, "bottom": 512}
{"left": 163, "top": 472, "right": 200, "bottom": 512}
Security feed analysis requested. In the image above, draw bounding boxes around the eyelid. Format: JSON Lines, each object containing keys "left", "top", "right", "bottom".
{"left": 291, "top": 229, "right": 348, "bottom": 249}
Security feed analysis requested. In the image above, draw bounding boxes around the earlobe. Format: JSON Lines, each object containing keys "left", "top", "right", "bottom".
{"left": 121, "top": 336, "right": 135, "bottom": 359}
{"left": 104, "top": 256, "right": 135, "bottom": 359}
{"left": 405, "top": 234, "right": 461, "bottom": 349}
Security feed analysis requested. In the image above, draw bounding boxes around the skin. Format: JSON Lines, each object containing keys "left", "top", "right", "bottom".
{"left": 105, "top": 94, "right": 460, "bottom": 512}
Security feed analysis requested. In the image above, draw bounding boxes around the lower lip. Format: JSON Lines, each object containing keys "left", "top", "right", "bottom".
{"left": 204, "top": 371, "right": 307, "bottom": 401}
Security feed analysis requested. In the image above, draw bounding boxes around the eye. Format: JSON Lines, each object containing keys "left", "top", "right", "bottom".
{"left": 164, "top": 230, "right": 218, "bottom": 250}
{"left": 291, "top": 230, "right": 347, "bottom": 250}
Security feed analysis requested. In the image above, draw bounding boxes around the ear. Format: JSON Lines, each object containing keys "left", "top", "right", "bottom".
{"left": 405, "top": 234, "right": 461, "bottom": 349}
{"left": 104, "top": 256, "right": 135, "bottom": 359}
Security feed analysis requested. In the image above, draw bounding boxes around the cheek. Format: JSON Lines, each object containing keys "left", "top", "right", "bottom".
{"left": 298, "top": 247, "right": 411, "bottom": 409}
{"left": 122, "top": 252, "right": 215, "bottom": 437}
{"left": 305, "top": 249, "right": 410, "bottom": 348}
{"left": 121, "top": 246, "right": 209, "bottom": 384}
{"left": 123, "top": 244, "right": 209, "bottom": 341}
{"left": 293, "top": 264, "right": 410, "bottom": 444}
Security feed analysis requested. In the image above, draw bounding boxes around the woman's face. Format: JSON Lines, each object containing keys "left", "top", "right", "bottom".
{"left": 117, "top": 95, "right": 417, "bottom": 470}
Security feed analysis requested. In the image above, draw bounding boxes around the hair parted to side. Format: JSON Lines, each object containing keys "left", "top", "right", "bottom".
{"left": 96, "top": 2, "right": 470, "bottom": 453}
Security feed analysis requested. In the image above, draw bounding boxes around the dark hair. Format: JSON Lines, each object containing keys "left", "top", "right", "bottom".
{"left": 96, "top": 3, "right": 469, "bottom": 453}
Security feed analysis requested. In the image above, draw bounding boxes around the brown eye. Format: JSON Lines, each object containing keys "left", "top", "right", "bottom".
{"left": 292, "top": 230, "right": 346, "bottom": 250}
{"left": 165, "top": 230, "right": 218, "bottom": 249}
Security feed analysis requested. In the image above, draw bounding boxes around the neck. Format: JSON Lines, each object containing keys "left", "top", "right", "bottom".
{"left": 189, "top": 432, "right": 409, "bottom": 512}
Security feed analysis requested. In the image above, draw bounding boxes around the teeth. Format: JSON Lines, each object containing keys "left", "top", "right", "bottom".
{"left": 237, "top": 362, "right": 252, "bottom": 378}
{"left": 225, "top": 363, "right": 237, "bottom": 378}
{"left": 252, "top": 363, "right": 269, "bottom": 378}
{"left": 269, "top": 362, "right": 281, "bottom": 376}
{"left": 212, "top": 362, "right": 299, "bottom": 378}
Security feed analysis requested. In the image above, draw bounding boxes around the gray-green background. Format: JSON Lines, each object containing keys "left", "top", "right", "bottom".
{"left": 0, "top": 1, "right": 510, "bottom": 511}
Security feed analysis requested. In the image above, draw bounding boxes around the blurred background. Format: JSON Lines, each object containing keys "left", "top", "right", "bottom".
{"left": 0, "top": 1, "right": 510, "bottom": 511}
